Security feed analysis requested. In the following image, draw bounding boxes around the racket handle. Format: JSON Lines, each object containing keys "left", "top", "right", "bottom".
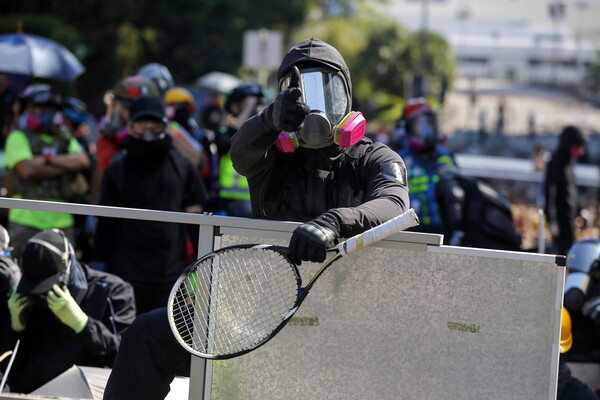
{"left": 337, "top": 208, "right": 419, "bottom": 256}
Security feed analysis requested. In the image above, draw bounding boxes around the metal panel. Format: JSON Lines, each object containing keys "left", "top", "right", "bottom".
{"left": 207, "top": 235, "right": 562, "bottom": 400}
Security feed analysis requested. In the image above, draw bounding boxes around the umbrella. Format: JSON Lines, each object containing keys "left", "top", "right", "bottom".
{"left": 195, "top": 71, "right": 242, "bottom": 94}
{"left": 0, "top": 32, "right": 85, "bottom": 81}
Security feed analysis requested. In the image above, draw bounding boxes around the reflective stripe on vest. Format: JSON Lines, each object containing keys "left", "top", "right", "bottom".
{"left": 218, "top": 152, "right": 250, "bottom": 200}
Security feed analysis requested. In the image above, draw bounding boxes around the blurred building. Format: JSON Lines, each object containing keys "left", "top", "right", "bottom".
{"left": 378, "top": 0, "right": 600, "bottom": 85}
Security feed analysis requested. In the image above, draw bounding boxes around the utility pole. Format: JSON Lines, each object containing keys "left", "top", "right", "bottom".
{"left": 414, "top": 0, "right": 430, "bottom": 97}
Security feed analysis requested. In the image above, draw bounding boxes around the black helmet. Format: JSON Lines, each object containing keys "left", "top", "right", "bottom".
{"left": 224, "top": 85, "right": 264, "bottom": 115}
{"left": 62, "top": 97, "right": 89, "bottom": 126}
{"left": 137, "top": 63, "right": 174, "bottom": 94}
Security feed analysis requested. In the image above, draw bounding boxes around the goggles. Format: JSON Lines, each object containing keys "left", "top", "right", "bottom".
{"left": 130, "top": 120, "right": 167, "bottom": 141}
{"left": 280, "top": 68, "right": 349, "bottom": 125}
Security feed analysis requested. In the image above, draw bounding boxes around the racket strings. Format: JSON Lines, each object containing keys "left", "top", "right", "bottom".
{"left": 172, "top": 247, "right": 299, "bottom": 356}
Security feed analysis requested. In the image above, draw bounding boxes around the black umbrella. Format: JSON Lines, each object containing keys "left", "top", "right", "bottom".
{"left": 0, "top": 32, "right": 85, "bottom": 81}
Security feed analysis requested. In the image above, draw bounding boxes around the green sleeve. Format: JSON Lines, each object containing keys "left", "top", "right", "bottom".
{"left": 5, "top": 131, "right": 33, "bottom": 168}
{"left": 68, "top": 137, "right": 84, "bottom": 153}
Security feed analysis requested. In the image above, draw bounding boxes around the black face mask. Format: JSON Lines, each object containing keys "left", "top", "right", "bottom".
{"left": 124, "top": 134, "right": 172, "bottom": 163}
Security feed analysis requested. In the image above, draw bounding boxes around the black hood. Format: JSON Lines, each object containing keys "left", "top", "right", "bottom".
{"left": 277, "top": 38, "right": 352, "bottom": 105}
{"left": 558, "top": 125, "right": 587, "bottom": 154}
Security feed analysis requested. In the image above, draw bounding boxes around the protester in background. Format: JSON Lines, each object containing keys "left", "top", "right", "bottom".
{"left": 562, "top": 238, "right": 600, "bottom": 363}
{"left": 103, "top": 37, "right": 410, "bottom": 400}
{"left": 2, "top": 229, "right": 135, "bottom": 394}
{"left": 558, "top": 307, "right": 600, "bottom": 399}
{"left": 436, "top": 166, "right": 522, "bottom": 250}
{"left": 396, "top": 97, "right": 455, "bottom": 235}
{"left": 544, "top": 125, "right": 587, "bottom": 255}
{"left": 92, "top": 75, "right": 160, "bottom": 204}
{"left": 215, "top": 84, "right": 264, "bottom": 217}
{"left": 93, "top": 96, "right": 208, "bottom": 315}
{"left": 4, "top": 84, "right": 90, "bottom": 260}
{"left": 532, "top": 143, "right": 550, "bottom": 208}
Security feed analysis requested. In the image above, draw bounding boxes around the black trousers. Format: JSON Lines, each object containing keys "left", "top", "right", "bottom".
{"left": 103, "top": 307, "right": 191, "bottom": 400}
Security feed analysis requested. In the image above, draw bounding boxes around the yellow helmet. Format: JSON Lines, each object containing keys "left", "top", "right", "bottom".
{"left": 164, "top": 87, "right": 195, "bottom": 111}
{"left": 560, "top": 306, "right": 573, "bottom": 354}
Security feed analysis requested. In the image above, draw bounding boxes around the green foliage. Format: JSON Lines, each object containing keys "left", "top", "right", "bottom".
{"left": 0, "top": 14, "right": 84, "bottom": 54}
{"left": 585, "top": 50, "right": 600, "bottom": 93}
{"left": 291, "top": 8, "right": 455, "bottom": 125}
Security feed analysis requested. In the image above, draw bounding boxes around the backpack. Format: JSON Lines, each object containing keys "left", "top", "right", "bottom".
{"left": 438, "top": 172, "right": 522, "bottom": 251}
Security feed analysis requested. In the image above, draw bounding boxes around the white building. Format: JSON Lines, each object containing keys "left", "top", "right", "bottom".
{"left": 376, "top": 0, "right": 600, "bottom": 85}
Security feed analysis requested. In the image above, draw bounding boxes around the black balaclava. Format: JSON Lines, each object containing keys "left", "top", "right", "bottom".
{"left": 558, "top": 125, "right": 586, "bottom": 159}
{"left": 125, "top": 134, "right": 172, "bottom": 164}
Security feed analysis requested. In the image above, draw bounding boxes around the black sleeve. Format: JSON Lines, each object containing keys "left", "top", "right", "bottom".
{"left": 79, "top": 278, "right": 136, "bottom": 366}
{"left": 436, "top": 174, "right": 466, "bottom": 235}
{"left": 230, "top": 110, "right": 281, "bottom": 179}
{"left": 314, "top": 144, "right": 410, "bottom": 238}
{"left": 93, "top": 162, "right": 122, "bottom": 265}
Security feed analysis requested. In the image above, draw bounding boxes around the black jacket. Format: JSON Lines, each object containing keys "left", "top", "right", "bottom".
{"left": 231, "top": 117, "right": 409, "bottom": 236}
{"left": 94, "top": 150, "right": 208, "bottom": 290}
{"left": 2, "top": 263, "right": 136, "bottom": 394}
{"left": 230, "top": 38, "right": 408, "bottom": 235}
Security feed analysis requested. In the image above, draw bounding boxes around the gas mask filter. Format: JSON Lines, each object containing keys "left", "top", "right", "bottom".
{"left": 274, "top": 68, "right": 365, "bottom": 153}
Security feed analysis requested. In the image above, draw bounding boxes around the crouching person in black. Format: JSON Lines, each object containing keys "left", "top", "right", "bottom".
{"left": 2, "top": 229, "right": 136, "bottom": 394}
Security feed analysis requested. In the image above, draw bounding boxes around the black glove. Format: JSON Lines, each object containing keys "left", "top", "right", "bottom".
{"left": 289, "top": 222, "right": 338, "bottom": 265}
{"left": 269, "top": 66, "right": 310, "bottom": 132}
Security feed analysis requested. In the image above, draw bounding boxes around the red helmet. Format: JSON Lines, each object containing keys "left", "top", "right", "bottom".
{"left": 401, "top": 97, "right": 438, "bottom": 152}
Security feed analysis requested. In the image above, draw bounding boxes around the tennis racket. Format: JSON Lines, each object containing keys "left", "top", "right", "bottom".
{"left": 168, "top": 208, "right": 419, "bottom": 359}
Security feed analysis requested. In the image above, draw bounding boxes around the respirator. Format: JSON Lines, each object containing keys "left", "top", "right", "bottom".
{"left": 275, "top": 68, "right": 365, "bottom": 153}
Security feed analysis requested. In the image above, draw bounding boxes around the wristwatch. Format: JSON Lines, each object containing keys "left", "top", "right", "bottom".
{"left": 44, "top": 153, "right": 53, "bottom": 164}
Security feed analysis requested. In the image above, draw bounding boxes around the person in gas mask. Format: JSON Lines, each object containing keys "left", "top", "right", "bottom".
{"left": 93, "top": 96, "right": 208, "bottom": 315}
{"left": 394, "top": 97, "right": 455, "bottom": 235}
{"left": 102, "top": 38, "right": 409, "bottom": 400}
{"left": 4, "top": 84, "right": 90, "bottom": 260}
{"left": 2, "top": 229, "right": 135, "bottom": 394}
{"left": 544, "top": 125, "right": 588, "bottom": 256}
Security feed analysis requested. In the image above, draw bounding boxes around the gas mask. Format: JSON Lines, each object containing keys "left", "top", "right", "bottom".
{"left": 275, "top": 68, "right": 365, "bottom": 153}
{"left": 101, "top": 111, "right": 127, "bottom": 137}
{"left": 19, "top": 110, "right": 56, "bottom": 133}
{"left": 406, "top": 112, "right": 438, "bottom": 152}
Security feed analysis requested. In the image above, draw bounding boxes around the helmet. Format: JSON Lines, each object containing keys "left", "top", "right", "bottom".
{"left": 164, "top": 87, "right": 196, "bottom": 111}
{"left": 62, "top": 97, "right": 88, "bottom": 126}
{"left": 564, "top": 238, "right": 600, "bottom": 311}
{"left": 401, "top": 97, "right": 439, "bottom": 152}
{"left": 560, "top": 306, "right": 573, "bottom": 353}
{"left": 224, "top": 85, "right": 264, "bottom": 115}
{"left": 112, "top": 75, "right": 159, "bottom": 104}
{"left": 137, "top": 63, "right": 174, "bottom": 94}
{"left": 19, "top": 84, "right": 60, "bottom": 109}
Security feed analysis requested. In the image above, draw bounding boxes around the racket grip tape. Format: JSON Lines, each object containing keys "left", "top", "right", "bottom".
{"left": 337, "top": 209, "right": 419, "bottom": 255}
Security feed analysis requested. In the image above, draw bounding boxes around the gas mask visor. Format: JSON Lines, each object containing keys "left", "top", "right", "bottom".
{"left": 280, "top": 68, "right": 350, "bottom": 149}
